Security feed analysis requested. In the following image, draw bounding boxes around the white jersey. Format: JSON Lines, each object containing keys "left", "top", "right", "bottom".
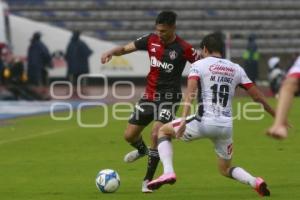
{"left": 287, "top": 56, "right": 300, "bottom": 78}
{"left": 189, "top": 56, "right": 253, "bottom": 127}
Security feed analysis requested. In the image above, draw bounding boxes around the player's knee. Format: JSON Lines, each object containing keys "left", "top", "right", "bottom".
{"left": 158, "top": 124, "right": 169, "bottom": 138}
{"left": 158, "top": 124, "right": 175, "bottom": 141}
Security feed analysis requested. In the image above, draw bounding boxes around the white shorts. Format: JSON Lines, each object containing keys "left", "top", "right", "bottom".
{"left": 172, "top": 116, "right": 233, "bottom": 160}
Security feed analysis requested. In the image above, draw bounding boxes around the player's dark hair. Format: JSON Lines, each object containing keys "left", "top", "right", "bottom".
{"left": 200, "top": 32, "right": 225, "bottom": 57}
{"left": 155, "top": 11, "right": 177, "bottom": 25}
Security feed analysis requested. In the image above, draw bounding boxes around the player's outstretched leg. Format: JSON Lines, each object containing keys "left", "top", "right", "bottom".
{"left": 147, "top": 135, "right": 177, "bottom": 190}
{"left": 124, "top": 136, "right": 149, "bottom": 163}
{"left": 228, "top": 167, "right": 270, "bottom": 197}
{"left": 124, "top": 149, "right": 147, "bottom": 163}
{"left": 254, "top": 177, "right": 270, "bottom": 197}
{"left": 124, "top": 124, "right": 148, "bottom": 163}
{"left": 141, "top": 149, "right": 160, "bottom": 193}
{"left": 147, "top": 172, "right": 177, "bottom": 190}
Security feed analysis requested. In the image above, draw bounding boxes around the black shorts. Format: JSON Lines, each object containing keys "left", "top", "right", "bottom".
{"left": 128, "top": 98, "right": 181, "bottom": 126}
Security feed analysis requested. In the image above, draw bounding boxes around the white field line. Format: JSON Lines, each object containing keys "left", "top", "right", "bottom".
{"left": 0, "top": 128, "right": 71, "bottom": 146}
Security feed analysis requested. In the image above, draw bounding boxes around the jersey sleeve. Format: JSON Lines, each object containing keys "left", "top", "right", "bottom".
{"left": 188, "top": 62, "right": 201, "bottom": 81}
{"left": 238, "top": 66, "right": 254, "bottom": 90}
{"left": 287, "top": 57, "right": 300, "bottom": 78}
{"left": 134, "top": 34, "right": 150, "bottom": 50}
{"left": 184, "top": 45, "right": 201, "bottom": 64}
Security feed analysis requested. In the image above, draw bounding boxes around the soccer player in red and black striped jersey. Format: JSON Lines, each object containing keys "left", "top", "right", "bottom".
{"left": 101, "top": 11, "right": 200, "bottom": 193}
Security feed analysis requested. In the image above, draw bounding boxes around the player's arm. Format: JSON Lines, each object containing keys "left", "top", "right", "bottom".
{"left": 101, "top": 42, "right": 137, "bottom": 64}
{"left": 267, "top": 76, "right": 299, "bottom": 139}
{"left": 176, "top": 78, "right": 198, "bottom": 138}
{"left": 246, "top": 85, "right": 275, "bottom": 117}
{"left": 273, "top": 76, "right": 299, "bottom": 126}
{"left": 184, "top": 46, "right": 201, "bottom": 63}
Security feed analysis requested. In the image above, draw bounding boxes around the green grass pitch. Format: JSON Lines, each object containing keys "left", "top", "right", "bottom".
{"left": 0, "top": 97, "right": 299, "bottom": 200}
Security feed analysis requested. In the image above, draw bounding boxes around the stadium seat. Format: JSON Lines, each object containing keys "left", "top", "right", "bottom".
{"left": 7, "top": 0, "right": 300, "bottom": 58}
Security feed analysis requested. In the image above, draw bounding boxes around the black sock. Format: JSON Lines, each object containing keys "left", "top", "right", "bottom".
{"left": 144, "top": 149, "right": 160, "bottom": 181}
{"left": 130, "top": 137, "right": 148, "bottom": 155}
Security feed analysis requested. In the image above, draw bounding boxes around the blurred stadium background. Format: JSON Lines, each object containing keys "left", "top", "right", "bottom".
{"left": 2, "top": 0, "right": 300, "bottom": 81}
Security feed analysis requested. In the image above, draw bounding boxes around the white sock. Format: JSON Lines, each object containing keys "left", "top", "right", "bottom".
{"left": 157, "top": 140, "right": 174, "bottom": 174}
{"left": 231, "top": 167, "right": 256, "bottom": 188}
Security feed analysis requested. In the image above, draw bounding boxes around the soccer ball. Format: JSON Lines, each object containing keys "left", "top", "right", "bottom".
{"left": 95, "top": 169, "right": 120, "bottom": 193}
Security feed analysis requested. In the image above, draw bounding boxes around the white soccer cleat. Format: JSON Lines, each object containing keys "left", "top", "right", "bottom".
{"left": 141, "top": 180, "right": 153, "bottom": 193}
{"left": 123, "top": 150, "right": 146, "bottom": 163}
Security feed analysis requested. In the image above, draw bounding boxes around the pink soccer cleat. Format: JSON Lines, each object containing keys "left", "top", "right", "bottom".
{"left": 147, "top": 172, "right": 176, "bottom": 190}
{"left": 254, "top": 177, "right": 270, "bottom": 197}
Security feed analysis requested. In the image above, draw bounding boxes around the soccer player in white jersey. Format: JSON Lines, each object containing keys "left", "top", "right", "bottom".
{"left": 267, "top": 55, "right": 300, "bottom": 139}
{"left": 147, "top": 32, "right": 275, "bottom": 197}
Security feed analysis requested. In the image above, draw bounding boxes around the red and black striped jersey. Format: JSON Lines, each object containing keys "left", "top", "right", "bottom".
{"left": 134, "top": 33, "right": 199, "bottom": 101}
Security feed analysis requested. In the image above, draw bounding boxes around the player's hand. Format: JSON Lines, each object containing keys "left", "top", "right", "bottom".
{"left": 266, "top": 124, "right": 288, "bottom": 140}
{"left": 101, "top": 53, "right": 112, "bottom": 64}
{"left": 284, "top": 120, "right": 293, "bottom": 129}
{"left": 175, "top": 120, "right": 186, "bottom": 139}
